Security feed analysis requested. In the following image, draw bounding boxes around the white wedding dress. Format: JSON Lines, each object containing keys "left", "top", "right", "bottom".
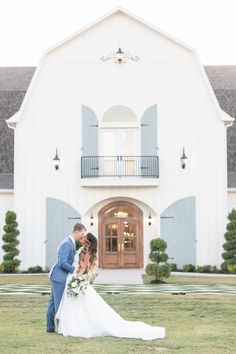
{"left": 56, "top": 249, "right": 165, "bottom": 340}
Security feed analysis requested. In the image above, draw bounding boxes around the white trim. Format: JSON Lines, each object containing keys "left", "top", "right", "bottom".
{"left": 193, "top": 51, "right": 234, "bottom": 123}
{"left": 6, "top": 54, "right": 45, "bottom": 125}
{"left": 100, "top": 122, "right": 139, "bottom": 129}
{"left": 6, "top": 111, "right": 20, "bottom": 128}
{"left": 81, "top": 178, "right": 159, "bottom": 187}
{"left": 221, "top": 110, "right": 235, "bottom": 126}
{"left": 0, "top": 189, "right": 14, "bottom": 194}
{"left": 228, "top": 188, "right": 236, "bottom": 192}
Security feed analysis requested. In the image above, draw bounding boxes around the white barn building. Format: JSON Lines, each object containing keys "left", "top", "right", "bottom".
{"left": 0, "top": 7, "right": 236, "bottom": 273}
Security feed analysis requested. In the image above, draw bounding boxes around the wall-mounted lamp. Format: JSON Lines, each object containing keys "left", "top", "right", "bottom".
{"left": 114, "top": 47, "right": 125, "bottom": 64}
{"left": 148, "top": 211, "right": 152, "bottom": 226}
{"left": 90, "top": 212, "right": 94, "bottom": 226}
{"left": 180, "top": 147, "right": 188, "bottom": 169}
{"left": 53, "top": 149, "right": 60, "bottom": 170}
{"left": 100, "top": 47, "right": 139, "bottom": 64}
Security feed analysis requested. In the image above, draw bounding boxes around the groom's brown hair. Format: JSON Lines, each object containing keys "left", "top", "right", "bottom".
{"left": 73, "top": 223, "right": 86, "bottom": 232}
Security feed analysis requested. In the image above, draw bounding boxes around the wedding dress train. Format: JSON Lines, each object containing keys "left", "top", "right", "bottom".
{"left": 56, "top": 250, "right": 165, "bottom": 340}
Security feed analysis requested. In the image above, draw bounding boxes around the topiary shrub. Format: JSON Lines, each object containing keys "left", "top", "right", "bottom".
{"left": 2, "top": 211, "right": 21, "bottom": 273}
{"left": 145, "top": 238, "right": 171, "bottom": 283}
{"left": 221, "top": 209, "right": 236, "bottom": 271}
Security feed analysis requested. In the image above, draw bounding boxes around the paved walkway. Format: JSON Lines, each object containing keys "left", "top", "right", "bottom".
{"left": 94, "top": 269, "right": 236, "bottom": 284}
{"left": 0, "top": 270, "right": 236, "bottom": 295}
{"left": 93, "top": 268, "right": 144, "bottom": 284}
{"left": 0, "top": 283, "right": 236, "bottom": 295}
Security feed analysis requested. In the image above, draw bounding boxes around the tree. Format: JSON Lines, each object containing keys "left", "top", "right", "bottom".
{"left": 221, "top": 209, "right": 236, "bottom": 272}
{"left": 2, "top": 211, "right": 21, "bottom": 273}
{"left": 145, "top": 238, "right": 171, "bottom": 282}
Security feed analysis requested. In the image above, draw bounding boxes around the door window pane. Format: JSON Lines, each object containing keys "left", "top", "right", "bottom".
{"left": 123, "top": 222, "right": 136, "bottom": 251}
{"left": 105, "top": 237, "right": 118, "bottom": 252}
{"left": 105, "top": 206, "right": 134, "bottom": 218}
{"left": 105, "top": 223, "right": 118, "bottom": 252}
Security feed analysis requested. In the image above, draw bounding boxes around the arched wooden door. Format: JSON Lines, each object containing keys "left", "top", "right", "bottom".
{"left": 98, "top": 201, "right": 143, "bottom": 268}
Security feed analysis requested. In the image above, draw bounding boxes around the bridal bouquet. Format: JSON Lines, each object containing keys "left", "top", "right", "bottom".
{"left": 67, "top": 274, "right": 90, "bottom": 297}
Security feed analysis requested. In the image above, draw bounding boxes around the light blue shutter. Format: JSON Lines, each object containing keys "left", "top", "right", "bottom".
{"left": 160, "top": 196, "right": 196, "bottom": 268}
{"left": 81, "top": 105, "right": 99, "bottom": 177}
{"left": 141, "top": 104, "right": 158, "bottom": 177}
{"left": 46, "top": 198, "right": 81, "bottom": 268}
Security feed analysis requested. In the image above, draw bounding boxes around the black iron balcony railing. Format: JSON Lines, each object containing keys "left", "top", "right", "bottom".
{"left": 81, "top": 156, "right": 159, "bottom": 178}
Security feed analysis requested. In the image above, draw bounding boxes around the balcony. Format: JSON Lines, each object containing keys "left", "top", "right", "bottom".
{"left": 81, "top": 156, "right": 159, "bottom": 187}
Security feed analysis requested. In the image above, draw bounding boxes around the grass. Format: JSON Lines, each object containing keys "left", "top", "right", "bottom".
{"left": 0, "top": 274, "right": 50, "bottom": 285}
{"left": 0, "top": 274, "right": 236, "bottom": 353}
{"left": 144, "top": 274, "right": 236, "bottom": 286}
{"left": 1, "top": 273, "right": 235, "bottom": 286}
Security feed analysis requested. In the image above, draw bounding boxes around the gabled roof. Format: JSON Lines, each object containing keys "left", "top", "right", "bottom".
{"left": 0, "top": 67, "right": 35, "bottom": 189}
{"left": 6, "top": 7, "right": 234, "bottom": 128}
{"left": 205, "top": 66, "right": 236, "bottom": 188}
{"left": 45, "top": 6, "right": 195, "bottom": 56}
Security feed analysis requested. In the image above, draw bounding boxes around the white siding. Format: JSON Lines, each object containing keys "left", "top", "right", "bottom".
{"left": 228, "top": 190, "right": 236, "bottom": 212}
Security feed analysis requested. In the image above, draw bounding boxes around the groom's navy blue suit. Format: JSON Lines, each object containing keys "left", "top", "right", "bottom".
{"left": 46, "top": 236, "right": 76, "bottom": 332}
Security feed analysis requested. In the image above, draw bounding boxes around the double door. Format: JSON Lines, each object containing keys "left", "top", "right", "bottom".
{"left": 101, "top": 217, "right": 141, "bottom": 268}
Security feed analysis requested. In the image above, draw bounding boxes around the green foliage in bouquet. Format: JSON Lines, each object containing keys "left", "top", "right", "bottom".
{"left": 145, "top": 238, "right": 170, "bottom": 283}
{"left": 221, "top": 209, "right": 236, "bottom": 271}
{"left": 2, "top": 211, "right": 21, "bottom": 273}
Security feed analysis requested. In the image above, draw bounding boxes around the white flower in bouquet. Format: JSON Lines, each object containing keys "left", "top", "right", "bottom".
{"left": 66, "top": 274, "right": 93, "bottom": 298}
{"left": 73, "top": 287, "right": 80, "bottom": 294}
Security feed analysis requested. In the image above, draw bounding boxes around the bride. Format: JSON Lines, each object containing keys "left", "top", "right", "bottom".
{"left": 56, "top": 233, "right": 165, "bottom": 340}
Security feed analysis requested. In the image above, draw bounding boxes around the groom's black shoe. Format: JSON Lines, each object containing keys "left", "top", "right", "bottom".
{"left": 47, "top": 329, "right": 55, "bottom": 333}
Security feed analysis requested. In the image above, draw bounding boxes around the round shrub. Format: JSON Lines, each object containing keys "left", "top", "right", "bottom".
{"left": 145, "top": 237, "right": 170, "bottom": 282}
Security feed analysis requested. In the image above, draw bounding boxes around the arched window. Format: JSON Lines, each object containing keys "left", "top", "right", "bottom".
{"left": 100, "top": 105, "right": 138, "bottom": 157}
{"left": 103, "top": 105, "right": 137, "bottom": 123}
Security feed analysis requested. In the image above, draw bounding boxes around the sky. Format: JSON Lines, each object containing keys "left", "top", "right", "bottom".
{"left": 0, "top": 0, "right": 235, "bottom": 66}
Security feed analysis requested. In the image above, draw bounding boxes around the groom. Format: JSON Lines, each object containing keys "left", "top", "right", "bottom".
{"left": 46, "top": 222, "right": 86, "bottom": 333}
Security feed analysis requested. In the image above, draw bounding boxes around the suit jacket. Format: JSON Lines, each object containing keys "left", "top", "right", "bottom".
{"left": 49, "top": 236, "right": 76, "bottom": 284}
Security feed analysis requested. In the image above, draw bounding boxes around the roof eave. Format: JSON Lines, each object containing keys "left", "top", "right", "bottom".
{"left": 6, "top": 111, "right": 20, "bottom": 129}
{"left": 220, "top": 109, "right": 235, "bottom": 127}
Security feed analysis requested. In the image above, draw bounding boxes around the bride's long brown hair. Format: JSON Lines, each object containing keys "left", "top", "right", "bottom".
{"left": 86, "top": 233, "right": 97, "bottom": 267}
{"left": 79, "top": 233, "right": 97, "bottom": 269}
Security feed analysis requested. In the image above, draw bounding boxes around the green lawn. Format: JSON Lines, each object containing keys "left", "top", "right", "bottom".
{"left": 0, "top": 274, "right": 50, "bottom": 285}
{"left": 0, "top": 273, "right": 235, "bottom": 286}
{"left": 144, "top": 274, "right": 236, "bottom": 286}
{"left": 0, "top": 275, "right": 236, "bottom": 354}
